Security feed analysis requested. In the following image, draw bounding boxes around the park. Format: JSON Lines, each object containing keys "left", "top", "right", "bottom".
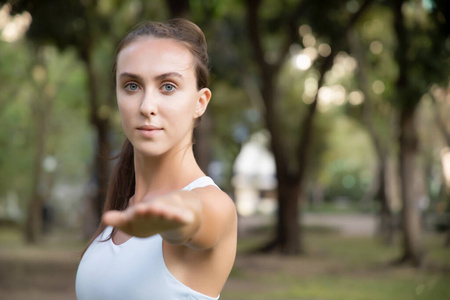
{"left": 0, "top": 0, "right": 449, "bottom": 299}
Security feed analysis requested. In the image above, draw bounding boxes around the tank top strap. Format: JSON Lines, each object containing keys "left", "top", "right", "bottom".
{"left": 182, "top": 176, "right": 220, "bottom": 191}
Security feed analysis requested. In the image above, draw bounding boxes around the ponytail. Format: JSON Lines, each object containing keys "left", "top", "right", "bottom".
{"left": 81, "top": 139, "right": 135, "bottom": 257}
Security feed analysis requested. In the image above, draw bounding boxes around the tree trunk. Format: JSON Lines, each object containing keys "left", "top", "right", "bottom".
{"left": 256, "top": 51, "right": 333, "bottom": 255}
{"left": 397, "top": 107, "right": 424, "bottom": 266}
{"left": 91, "top": 119, "right": 111, "bottom": 221}
{"left": 25, "top": 119, "right": 46, "bottom": 243}
{"left": 392, "top": 0, "right": 425, "bottom": 265}
{"left": 376, "top": 155, "right": 395, "bottom": 245}
{"left": 347, "top": 28, "right": 394, "bottom": 244}
{"left": 25, "top": 69, "right": 54, "bottom": 244}
{"left": 276, "top": 176, "right": 302, "bottom": 254}
{"left": 80, "top": 46, "right": 112, "bottom": 239}
{"left": 258, "top": 175, "right": 302, "bottom": 254}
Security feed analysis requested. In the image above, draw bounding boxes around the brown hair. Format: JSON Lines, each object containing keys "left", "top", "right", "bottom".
{"left": 113, "top": 18, "right": 209, "bottom": 89}
{"left": 81, "top": 19, "right": 210, "bottom": 257}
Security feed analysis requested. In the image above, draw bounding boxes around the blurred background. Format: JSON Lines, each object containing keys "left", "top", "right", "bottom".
{"left": 0, "top": 0, "right": 449, "bottom": 299}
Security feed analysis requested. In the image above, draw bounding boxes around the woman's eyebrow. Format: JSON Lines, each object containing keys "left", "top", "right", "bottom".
{"left": 119, "top": 72, "right": 183, "bottom": 82}
{"left": 119, "top": 72, "right": 143, "bottom": 81}
{"left": 155, "top": 72, "right": 183, "bottom": 81}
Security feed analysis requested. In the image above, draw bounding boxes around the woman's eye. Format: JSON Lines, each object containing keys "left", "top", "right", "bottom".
{"left": 125, "top": 83, "right": 139, "bottom": 91}
{"left": 162, "top": 84, "right": 176, "bottom": 93}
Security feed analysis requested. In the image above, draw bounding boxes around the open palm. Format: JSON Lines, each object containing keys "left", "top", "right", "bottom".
{"left": 102, "top": 196, "right": 195, "bottom": 238}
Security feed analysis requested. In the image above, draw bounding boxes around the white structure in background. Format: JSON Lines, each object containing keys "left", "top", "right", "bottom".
{"left": 232, "top": 131, "right": 277, "bottom": 216}
{"left": 0, "top": 191, "right": 23, "bottom": 222}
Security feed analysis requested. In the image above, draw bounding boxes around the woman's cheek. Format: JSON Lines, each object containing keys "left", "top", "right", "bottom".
{"left": 119, "top": 108, "right": 133, "bottom": 133}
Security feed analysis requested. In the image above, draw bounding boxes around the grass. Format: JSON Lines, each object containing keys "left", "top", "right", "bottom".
{"left": 234, "top": 271, "right": 450, "bottom": 300}
{"left": 0, "top": 222, "right": 449, "bottom": 300}
{"left": 261, "top": 275, "right": 449, "bottom": 300}
{"left": 223, "top": 226, "right": 450, "bottom": 300}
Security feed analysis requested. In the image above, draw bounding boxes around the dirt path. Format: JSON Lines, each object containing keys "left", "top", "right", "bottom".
{"left": 0, "top": 247, "right": 79, "bottom": 300}
{"left": 238, "top": 213, "right": 378, "bottom": 237}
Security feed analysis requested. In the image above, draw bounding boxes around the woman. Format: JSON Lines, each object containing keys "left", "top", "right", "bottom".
{"left": 75, "top": 19, "right": 237, "bottom": 300}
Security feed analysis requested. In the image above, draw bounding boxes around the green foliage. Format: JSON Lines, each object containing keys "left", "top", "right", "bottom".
{"left": 0, "top": 38, "right": 94, "bottom": 212}
{"left": 48, "top": 50, "right": 93, "bottom": 182}
{"left": 305, "top": 0, "right": 353, "bottom": 46}
{"left": 0, "top": 39, "right": 35, "bottom": 204}
{"left": 318, "top": 113, "right": 376, "bottom": 202}
{"left": 386, "top": 0, "right": 450, "bottom": 110}
{"left": 23, "top": 0, "right": 90, "bottom": 50}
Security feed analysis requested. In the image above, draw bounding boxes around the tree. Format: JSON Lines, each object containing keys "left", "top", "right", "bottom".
{"left": 244, "top": 0, "right": 374, "bottom": 254}
{"left": 23, "top": 48, "right": 56, "bottom": 243}
{"left": 389, "top": 0, "right": 449, "bottom": 265}
{"left": 8, "top": 0, "right": 115, "bottom": 238}
{"left": 347, "top": 21, "right": 396, "bottom": 245}
{"left": 0, "top": 11, "right": 36, "bottom": 224}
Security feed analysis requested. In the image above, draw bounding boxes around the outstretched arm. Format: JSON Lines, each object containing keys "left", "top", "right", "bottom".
{"left": 102, "top": 187, "right": 236, "bottom": 249}
{"left": 102, "top": 190, "right": 202, "bottom": 244}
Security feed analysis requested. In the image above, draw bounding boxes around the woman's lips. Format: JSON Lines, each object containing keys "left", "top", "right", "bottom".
{"left": 137, "top": 125, "right": 163, "bottom": 137}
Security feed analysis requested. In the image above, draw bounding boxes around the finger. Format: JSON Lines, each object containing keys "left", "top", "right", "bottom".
{"left": 145, "top": 203, "right": 184, "bottom": 221}
{"left": 164, "top": 208, "right": 194, "bottom": 224}
{"left": 134, "top": 202, "right": 171, "bottom": 219}
{"left": 102, "top": 210, "right": 131, "bottom": 227}
{"left": 134, "top": 202, "right": 161, "bottom": 215}
{"left": 134, "top": 204, "right": 188, "bottom": 225}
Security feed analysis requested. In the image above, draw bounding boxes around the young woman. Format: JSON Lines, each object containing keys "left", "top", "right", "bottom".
{"left": 75, "top": 19, "right": 237, "bottom": 300}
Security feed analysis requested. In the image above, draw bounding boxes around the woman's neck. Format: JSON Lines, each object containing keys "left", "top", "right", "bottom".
{"left": 132, "top": 145, "right": 204, "bottom": 204}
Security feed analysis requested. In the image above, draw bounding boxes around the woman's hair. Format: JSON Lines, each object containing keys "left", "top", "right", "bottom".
{"left": 113, "top": 18, "right": 209, "bottom": 90}
{"left": 81, "top": 19, "right": 210, "bottom": 257}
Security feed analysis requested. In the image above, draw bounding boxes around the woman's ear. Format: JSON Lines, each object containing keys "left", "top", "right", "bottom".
{"left": 195, "top": 88, "right": 211, "bottom": 118}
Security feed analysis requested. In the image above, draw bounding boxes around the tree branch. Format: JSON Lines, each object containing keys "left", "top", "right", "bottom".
{"left": 275, "top": 0, "right": 312, "bottom": 69}
{"left": 295, "top": 0, "right": 375, "bottom": 179}
{"left": 246, "top": 0, "right": 269, "bottom": 73}
{"left": 245, "top": 0, "right": 289, "bottom": 178}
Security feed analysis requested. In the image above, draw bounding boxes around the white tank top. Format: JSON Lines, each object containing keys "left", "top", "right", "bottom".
{"left": 75, "top": 177, "right": 220, "bottom": 300}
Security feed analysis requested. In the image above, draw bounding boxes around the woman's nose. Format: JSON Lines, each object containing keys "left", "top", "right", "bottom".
{"left": 139, "top": 91, "right": 157, "bottom": 117}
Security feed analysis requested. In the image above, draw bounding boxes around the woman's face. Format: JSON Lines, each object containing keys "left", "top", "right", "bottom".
{"left": 116, "top": 37, "right": 211, "bottom": 158}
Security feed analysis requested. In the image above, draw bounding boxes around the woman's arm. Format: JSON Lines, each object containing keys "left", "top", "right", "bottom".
{"left": 102, "top": 187, "right": 236, "bottom": 250}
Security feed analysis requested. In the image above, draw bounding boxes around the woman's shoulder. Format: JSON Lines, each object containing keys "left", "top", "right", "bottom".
{"left": 190, "top": 182, "right": 237, "bottom": 241}
{"left": 189, "top": 178, "right": 234, "bottom": 213}
{"left": 184, "top": 176, "right": 235, "bottom": 211}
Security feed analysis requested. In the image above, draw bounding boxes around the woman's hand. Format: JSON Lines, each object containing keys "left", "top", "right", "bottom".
{"left": 102, "top": 191, "right": 199, "bottom": 240}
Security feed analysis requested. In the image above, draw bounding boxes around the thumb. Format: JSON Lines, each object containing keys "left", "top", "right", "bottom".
{"left": 102, "top": 210, "right": 128, "bottom": 227}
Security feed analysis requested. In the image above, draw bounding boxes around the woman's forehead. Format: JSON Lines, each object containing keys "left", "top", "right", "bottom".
{"left": 116, "top": 37, "right": 195, "bottom": 78}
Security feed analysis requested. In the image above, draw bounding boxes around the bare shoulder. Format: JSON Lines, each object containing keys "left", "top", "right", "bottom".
{"left": 188, "top": 185, "right": 237, "bottom": 250}
{"left": 192, "top": 185, "right": 236, "bottom": 214}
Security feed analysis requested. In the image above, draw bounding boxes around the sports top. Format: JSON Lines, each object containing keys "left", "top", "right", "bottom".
{"left": 75, "top": 176, "right": 221, "bottom": 300}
